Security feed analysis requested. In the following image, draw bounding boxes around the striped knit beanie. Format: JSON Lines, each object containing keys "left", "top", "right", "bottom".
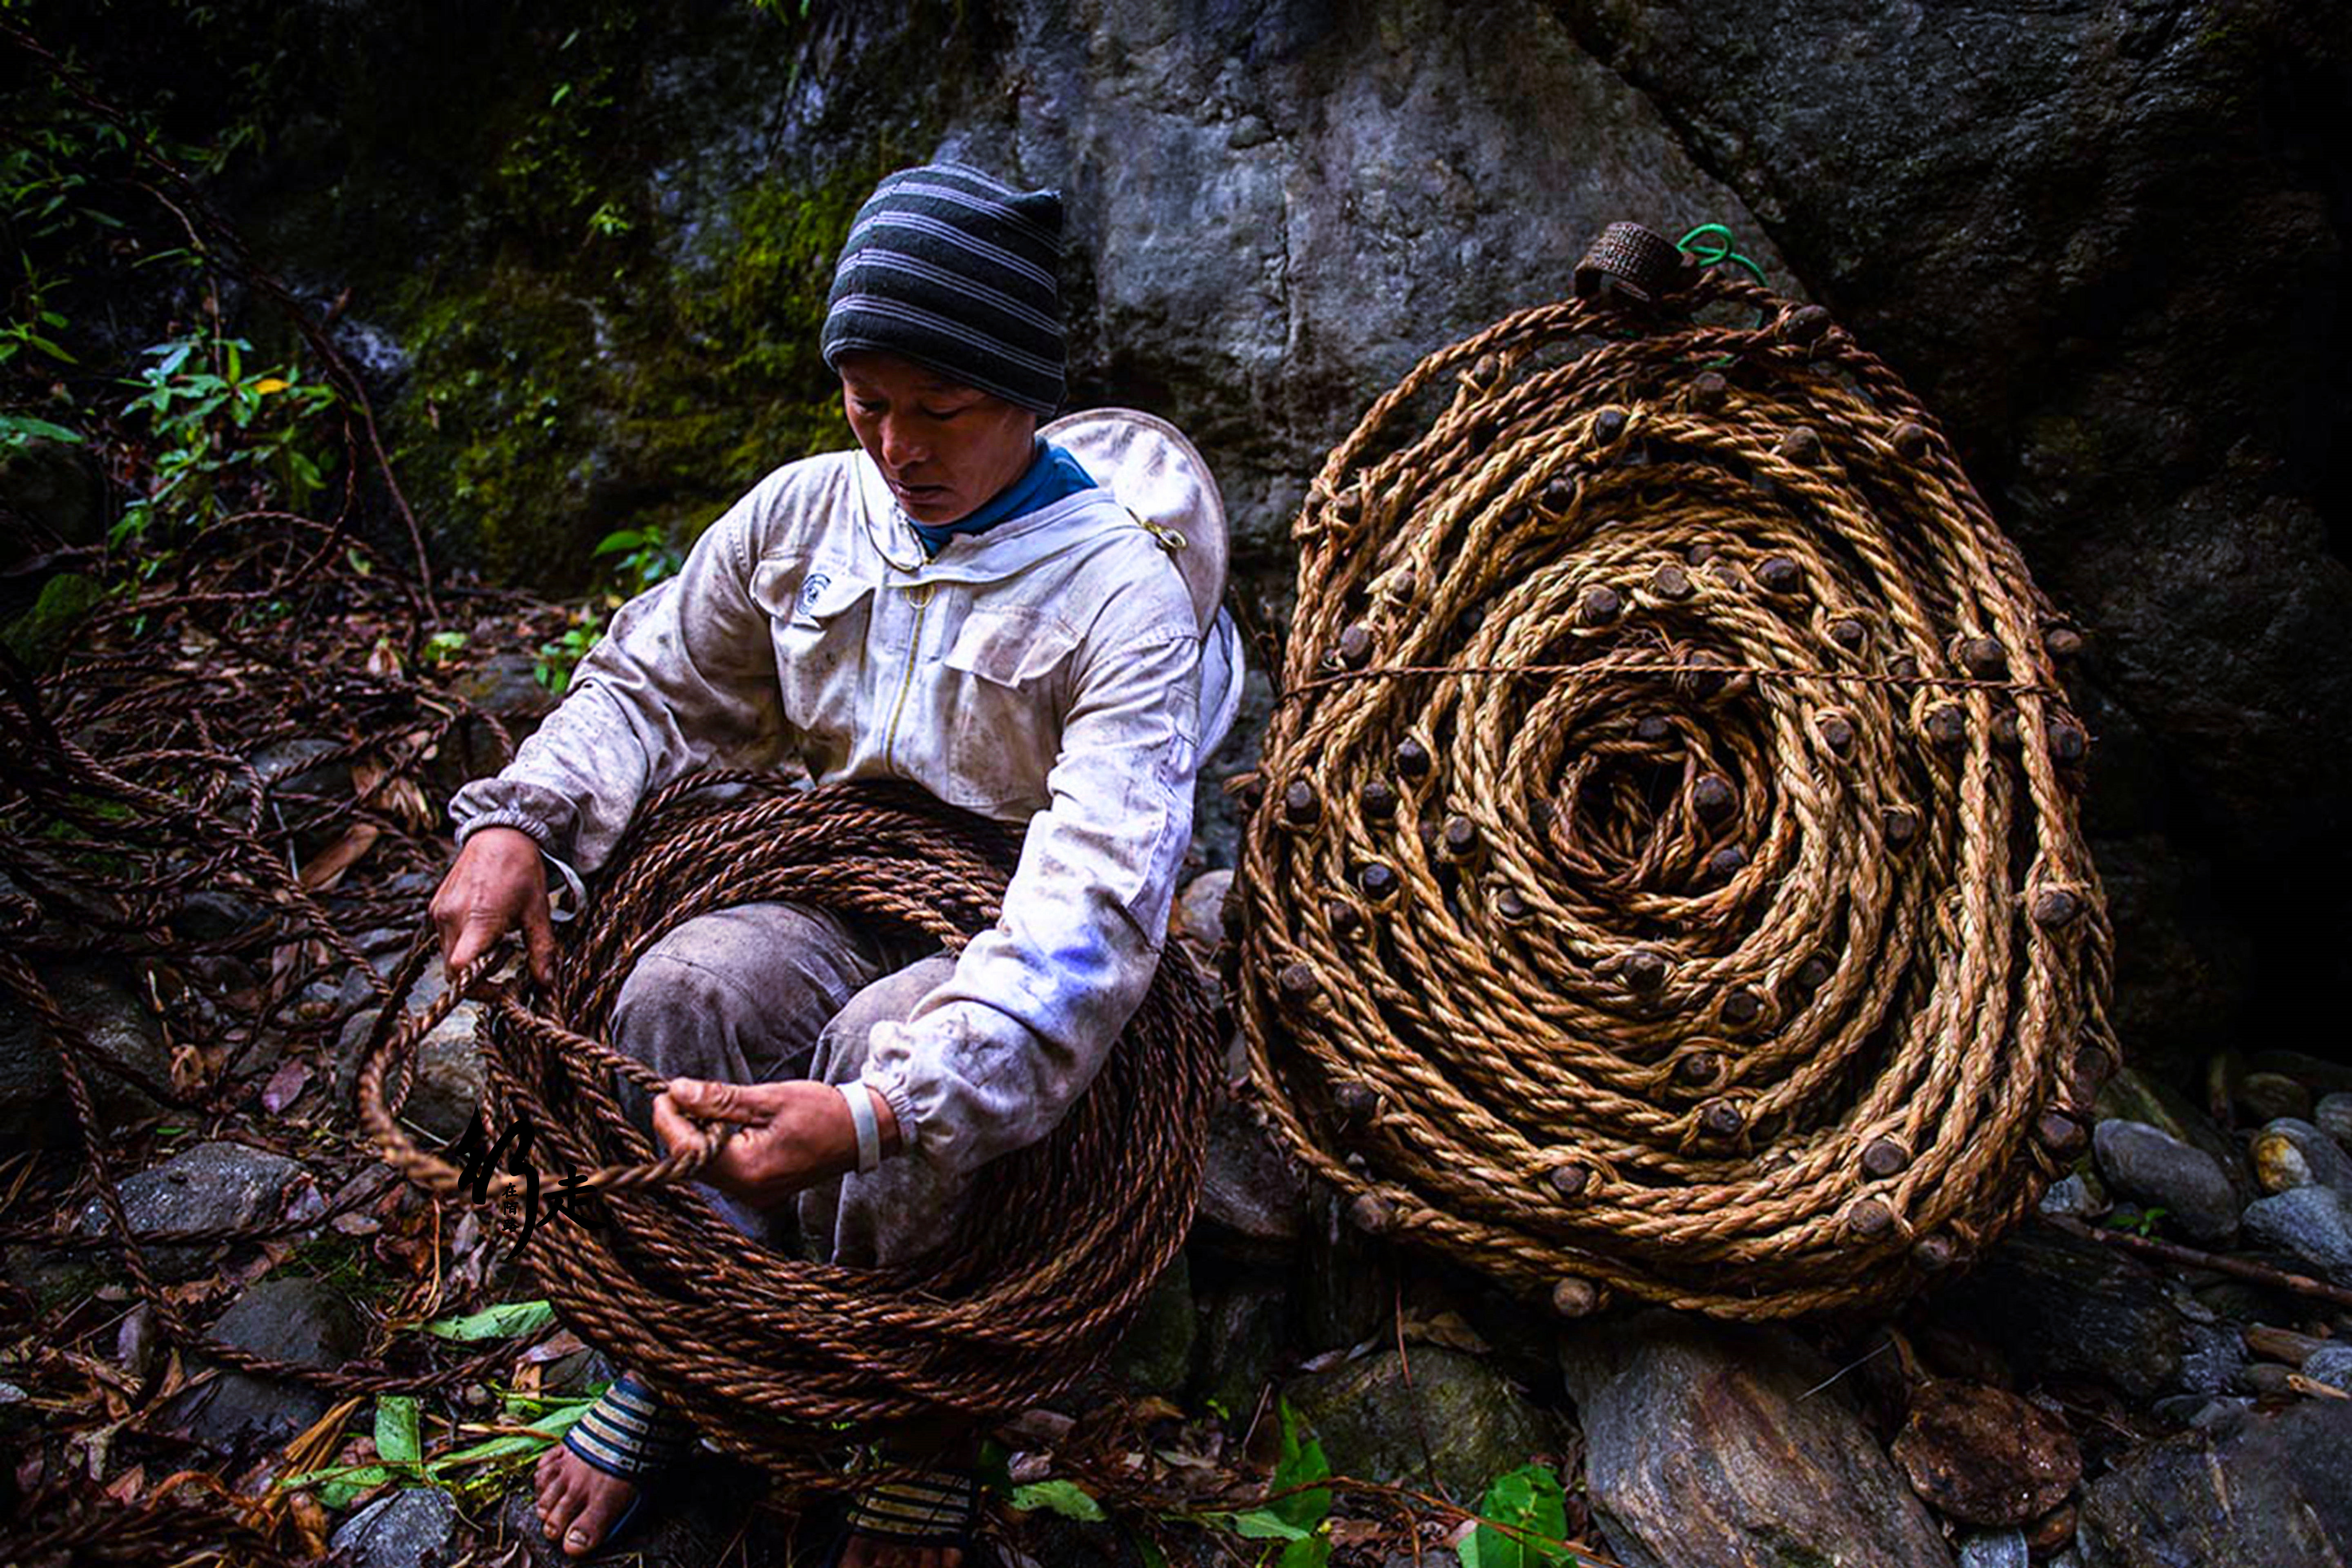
{"left": 821, "top": 163, "right": 1067, "bottom": 416}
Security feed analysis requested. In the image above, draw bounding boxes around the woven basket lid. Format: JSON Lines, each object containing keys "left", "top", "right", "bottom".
{"left": 1042, "top": 407, "right": 1228, "bottom": 637}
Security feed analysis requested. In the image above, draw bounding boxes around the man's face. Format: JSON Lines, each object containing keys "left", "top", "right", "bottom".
{"left": 837, "top": 352, "right": 1037, "bottom": 525}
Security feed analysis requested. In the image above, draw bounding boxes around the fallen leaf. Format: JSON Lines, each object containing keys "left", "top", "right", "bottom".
{"left": 298, "top": 823, "right": 381, "bottom": 892}
{"left": 105, "top": 1464, "right": 146, "bottom": 1502}
{"left": 260, "top": 1058, "right": 311, "bottom": 1114}
{"left": 1399, "top": 1309, "right": 1489, "bottom": 1354}
{"left": 521, "top": 1330, "right": 586, "bottom": 1364}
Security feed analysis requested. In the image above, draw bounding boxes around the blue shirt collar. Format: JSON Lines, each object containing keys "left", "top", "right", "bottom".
{"left": 909, "top": 439, "right": 1097, "bottom": 557}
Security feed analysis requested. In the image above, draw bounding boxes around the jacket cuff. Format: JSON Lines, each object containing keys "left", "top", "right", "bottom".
{"left": 449, "top": 777, "right": 582, "bottom": 861}
{"left": 858, "top": 1055, "right": 920, "bottom": 1158}
{"left": 453, "top": 807, "right": 551, "bottom": 850}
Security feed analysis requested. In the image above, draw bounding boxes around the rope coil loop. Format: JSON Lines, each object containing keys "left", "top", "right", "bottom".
{"left": 1236, "top": 237, "right": 2116, "bottom": 1319}
{"left": 362, "top": 777, "right": 1222, "bottom": 1479}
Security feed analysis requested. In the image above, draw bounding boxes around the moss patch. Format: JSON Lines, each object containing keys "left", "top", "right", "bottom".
{"left": 2, "top": 572, "right": 106, "bottom": 668}
{"left": 395, "top": 164, "right": 871, "bottom": 590}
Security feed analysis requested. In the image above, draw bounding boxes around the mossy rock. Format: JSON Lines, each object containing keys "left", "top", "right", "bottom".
{"left": 2, "top": 572, "right": 106, "bottom": 668}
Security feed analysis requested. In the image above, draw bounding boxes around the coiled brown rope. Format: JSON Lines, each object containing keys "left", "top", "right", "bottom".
{"left": 1236, "top": 238, "right": 2116, "bottom": 1319}
{"left": 361, "top": 774, "right": 1221, "bottom": 1482}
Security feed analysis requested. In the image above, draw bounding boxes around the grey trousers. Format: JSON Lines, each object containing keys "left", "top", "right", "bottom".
{"left": 608, "top": 900, "right": 966, "bottom": 1267}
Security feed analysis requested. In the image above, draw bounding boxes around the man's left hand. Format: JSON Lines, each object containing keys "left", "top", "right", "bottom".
{"left": 650, "top": 1078, "right": 902, "bottom": 1210}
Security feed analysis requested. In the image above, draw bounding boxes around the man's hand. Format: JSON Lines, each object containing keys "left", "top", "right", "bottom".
{"left": 430, "top": 825, "right": 558, "bottom": 986}
{"left": 651, "top": 1079, "right": 903, "bottom": 1210}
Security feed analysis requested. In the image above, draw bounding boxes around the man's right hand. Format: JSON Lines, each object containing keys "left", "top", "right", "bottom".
{"left": 430, "top": 826, "right": 558, "bottom": 986}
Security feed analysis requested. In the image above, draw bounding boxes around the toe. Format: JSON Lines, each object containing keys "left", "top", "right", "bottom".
{"left": 564, "top": 1479, "right": 637, "bottom": 1559}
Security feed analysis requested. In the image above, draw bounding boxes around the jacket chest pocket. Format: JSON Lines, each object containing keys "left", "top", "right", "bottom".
{"left": 771, "top": 569, "right": 878, "bottom": 762}
{"left": 939, "top": 608, "right": 1081, "bottom": 809}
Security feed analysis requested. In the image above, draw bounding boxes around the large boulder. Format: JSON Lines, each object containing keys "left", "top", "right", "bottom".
{"left": 1285, "top": 1345, "right": 1560, "bottom": 1499}
{"left": 1559, "top": 1312, "right": 1952, "bottom": 1568}
{"left": 1928, "top": 1221, "right": 2240, "bottom": 1403}
{"left": 1552, "top": 0, "right": 2352, "bottom": 1076}
{"left": 2079, "top": 1399, "right": 2352, "bottom": 1567}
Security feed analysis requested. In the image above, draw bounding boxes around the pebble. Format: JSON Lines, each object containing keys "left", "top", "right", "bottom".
{"left": 328, "top": 1487, "right": 461, "bottom": 1568}
{"left": 1956, "top": 1529, "right": 2029, "bottom": 1568}
{"left": 2236, "top": 1071, "right": 2314, "bottom": 1125}
{"left": 2189, "top": 1397, "right": 2252, "bottom": 1437}
{"left": 2251, "top": 1118, "right": 2352, "bottom": 1198}
{"left": 2092, "top": 1119, "right": 2239, "bottom": 1244}
{"left": 2304, "top": 1344, "right": 2352, "bottom": 1393}
{"left": 2240, "top": 1186, "right": 2352, "bottom": 1285}
{"left": 2039, "top": 1173, "right": 2106, "bottom": 1220}
{"left": 2317, "top": 1093, "right": 2352, "bottom": 1149}
{"left": 1171, "top": 868, "right": 1234, "bottom": 959}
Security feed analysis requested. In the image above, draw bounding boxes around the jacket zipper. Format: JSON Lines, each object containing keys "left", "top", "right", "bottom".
{"left": 882, "top": 581, "right": 934, "bottom": 775}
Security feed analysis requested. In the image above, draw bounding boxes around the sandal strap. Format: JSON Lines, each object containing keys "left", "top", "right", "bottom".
{"left": 844, "top": 1469, "right": 979, "bottom": 1545}
{"left": 563, "top": 1373, "right": 695, "bottom": 1483}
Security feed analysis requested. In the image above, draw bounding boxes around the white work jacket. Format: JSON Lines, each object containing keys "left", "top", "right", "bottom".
{"left": 450, "top": 446, "right": 1205, "bottom": 1177}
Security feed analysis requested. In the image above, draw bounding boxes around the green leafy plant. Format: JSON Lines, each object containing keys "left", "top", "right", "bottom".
{"left": 425, "top": 1298, "right": 559, "bottom": 1341}
{"left": 0, "top": 410, "right": 82, "bottom": 448}
{"left": 421, "top": 628, "right": 469, "bottom": 667}
{"left": 2107, "top": 1205, "right": 2168, "bottom": 1238}
{"left": 281, "top": 1386, "right": 600, "bottom": 1512}
{"left": 593, "top": 523, "right": 682, "bottom": 596}
{"left": 1205, "top": 1400, "right": 1334, "bottom": 1568}
{"left": 535, "top": 606, "right": 605, "bottom": 693}
{"left": 1458, "top": 1465, "right": 1577, "bottom": 1568}
{"left": 1010, "top": 1479, "right": 1107, "bottom": 1522}
{"left": 113, "top": 332, "right": 338, "bottom": 548}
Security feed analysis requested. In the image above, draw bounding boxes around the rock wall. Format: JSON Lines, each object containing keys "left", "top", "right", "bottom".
{"left": 26, "top": 0, "right": 2350, "bottom": 1074}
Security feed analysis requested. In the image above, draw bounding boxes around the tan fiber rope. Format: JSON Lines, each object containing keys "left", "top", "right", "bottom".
{"left": 1235, "top": 259, "right": 2117, "bottom": 1320}
{"left": 361, "top": 776, "right": 1221, "bottom": 1481}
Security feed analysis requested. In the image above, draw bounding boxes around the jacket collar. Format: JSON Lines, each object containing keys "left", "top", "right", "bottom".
{"left": 853, "top": 451, "right": 1131, "bottom": 584}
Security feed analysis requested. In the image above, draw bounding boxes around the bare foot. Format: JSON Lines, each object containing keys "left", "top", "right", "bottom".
{"left": 532, "top": 1440, "right": 638, "bottom": 1559}
{"left": 837, "top": 1534, "right": 961, "bottom": 1568}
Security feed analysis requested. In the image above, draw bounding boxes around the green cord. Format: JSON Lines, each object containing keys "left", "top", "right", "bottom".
{"left": 1676, "top": 223, "right": 1769, "bottom": 287}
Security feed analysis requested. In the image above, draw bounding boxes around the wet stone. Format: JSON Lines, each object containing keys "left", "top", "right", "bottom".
{"left": 330, "top": 1487, "right": 462, "bottom": 1568}
{"left": 167, "top": 1276, "right": 366, "bottom": 1457}
{"left": 1287, "top": 1345, "right": 1559, "bottom": 1499}
{"left": 2251, "top": 1118, "right": 2352, "bottom": 1198}
{"left": 1889, "top": 1379, "right": 2079, "bottom": 1527}
{"left": 1954, "top": 1530, "right": 2030, "bottom": 1568}
{"left": 1930, "top": 1223, "right": 2188, "bottom": 1401}
{"left": 1559, "top": 1312, "right": 1951, "bottom": 1568}
{"left": 1196, "top": 1098, "right": 1308, "bottom": 1250}
{"left": 2096, "top": 1069, "right": 2245, "bottom": 1196}
{"left": 2038, "top": 1173, "right": 2107, "bottom": 1220}
{"left": 2079, "top": 1399, "right": 2352, "bottom": 1568}
{"left": 2092, "top": 1120, "right": 2238, "bottom": 1244}
{"left": 1110, "top": 1252, "right": 1196, "bottom": 1395}
{"left": 2236, "top": 1071, "right": 2314, "bottom": 1125}
{"left": 1172, "top": 869, "right": 1234, "bottom": 963}
{"left": 2305, "top": 1345, "right": 2352, "bottom": 1394}
{"left": 1194, "top": 1281, "right": 1290, "bottom": 1418}
{"left": 74, "top": 1140, "right": 321, "bottom": 1281}
{"left": 0, "top": 960, "right": 173, "bottom": 1145}
{"left": 2240, "top": 1187, "right": 2352, "bottom": 1285}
